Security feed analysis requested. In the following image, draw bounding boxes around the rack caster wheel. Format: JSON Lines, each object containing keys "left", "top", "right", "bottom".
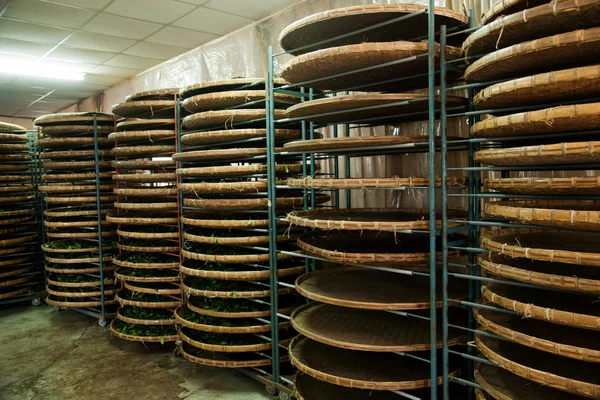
{"left": 31, "top": 298, "right": 41, "bottom": 306}
{"left": 279, "top": 391, "right": 291, "bottom": 400}
{"left": 52, "top": 306, "right": 62, "bottom": 312}
{"left": 266, "top": 385, "right": 278, "bottom": 396}
{"left": 98, "top": 319, "right": 107, "bottom": 327}
{"left": 173, "top": 341, "right": 182, "bottom": 356}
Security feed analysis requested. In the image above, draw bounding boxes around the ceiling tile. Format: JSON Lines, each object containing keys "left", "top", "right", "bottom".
{"left": 103, "top": 54, "right": 161, "bottom": 70}
{"left": 145, "top": 26, "right": 218, "bottom": 48}
{"left": 4, "top": 0, "right": 96, "bottom": 29}
{"left": 176, "top": 0, "right": 209, "bottom": 4}
{"left": 88, "top": 65, "right": 143, "bottom": 78}
{"left": 46, "top": 46, "right": 115, "bottom": 64}
{"left": 203, "top": 0, "right": 299, "bottom": 20}
{"left": 172, "top": 7, "right": 253, "bottom": 35}
{"left": 45, "top": 0, "right": 113, "bottom": 10}
{"left": 81, "top": 74, "right": 123, "bottom": 86}
{"left": 82, "top": 13, "right": 162, "bottom": 40}
{"left": 0, "top": 74, "right": 16, "bottom": 84}
{"left": 0, "top": 37, "right": 56, "bottom": 57}
{"left": 105, "top": 0, "right": 195, "bottom": 24}
{"left": 0, "top": 18, "right": 73, "bottom": 44}
{"left": 62, "top": 31, "right": 136, "bottom": 53}
{"left": 123, "top": 41, "right": 189, "bottom": 60}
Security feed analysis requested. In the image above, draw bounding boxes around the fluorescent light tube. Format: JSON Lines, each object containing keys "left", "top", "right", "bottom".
{"left": 0, "top": 59, "right": 85, "bottom": 81}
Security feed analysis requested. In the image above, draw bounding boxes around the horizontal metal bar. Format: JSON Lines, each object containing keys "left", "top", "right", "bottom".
{"left": 448, "top": 349, "right": 495, "bottom": 366}
{"left": 449, "top": 376, "right": 484, "bottom": 390}
{"left": 452, "top": 300, "right": 521, "bottom": 316}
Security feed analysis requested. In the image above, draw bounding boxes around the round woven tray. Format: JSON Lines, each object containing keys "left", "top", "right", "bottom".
{"left": 112, "top": 145, "right": 176, "bottom": 157}
{"left": 0, "top": 143, "right": 29, "bottom": 151}
{"left": 116, "top": 118, "right": 175, "bottom": 131}
{"left": 0, "top": 121, "right": 26, "bottom": 131}
{"left": 297, "top": 231, "right": 461, "bottom": 265}
{"left": 465, "top": 27, "right": 600, "bottom": 83}
{"left": 175, "top": 306, "right": 286, "bottom": 334}
{"left": 44, "top": 195, "right": 115, "bottom": 205}
{"left": 0, "top": 216, "right": 31, "bottom": 227}
{"left": 115, "top": 271, "right": 180, "bottom": 283}
{"left": 472, "top": 103, "right": 600, "bottom": 138}
{"left": 488, "top": 199, "right": 600, "bottom": 229}
{"left": 480, "top": 228, "right": 600, "bottom": 266}
{"left": 179, "top": 180, "right": 275, "bottom": 194}
{"left": 112, "top": 256, "right": 179, "bottom": 270}
{"left": 43, "top": 160, "right": 112, "bottom": 170}
{"left": 0, "top": 275, "right": 32, "bottom": 288}
{"left": 173, "top": 148, "right": 267, "bottom": 162}
{"left": 0, "top": 208, "right": 32, "bottom": 218}
{"left": 464, "top": 0, "right": 600, "bottom": 57}
{"left": 183, "top": 231, "right": 296, "bottom": 246}
{"left": 290, "top": 336, "right": 457, "bottom": 391}
{"left": 114, "top": 187, "right": 178, "bottom": 197}
{"left": 179, "top": 327, "right": 290, "bottom": 353}
{"left": 180, "top": 260, "right": 303, "bottom": 281}
{"left": 475, "top": 363, "right": 590, "bottom": 400}
{"left": 474, "top": 64, "right": 600, "bottom": 110}
{"left": 295, "top": 267, "right": 465, "bottom": 310}
{"left": 0, "top": 255, "right": 31, "bottom": 268}
{"left": 113, "top": 202, "right": 177, "bottom": 211}
{"left": 38, "top": 137, "right": 112, "bottom": 149}
{"left": 40, "top": 125, "right": 114, "bottom": 137}
{"left": 0, "top": 194, "right": 35, "bottom": 204}
{"left": 122, "top": 281, "right": 180, "bottom": 295}
{"left": 0, "top": 185, "right": 33, "bottom": 193}
{"left": 42, "top": 172, "right": 113, "bottom": 182}
{"left": 476, "top": 334, "right": 600, "bottom": 398}
{"left": 479, "top": 253, "right": 600, "bottom": 294}
{"left": 180, "top": 342, "right": 281, "bottom": 368}
{"left": 182, "top": 110, "right": 284, "bottom": 130}
{"left": 45, "top": 295, "right": 117, "bottom": 308}
{"left": 113, "top": 159, "right": 176, "bottom": 169}
{"left": 482, "top": 283, "right": 600, "bottom": 331}
{"left": 180, "top": 78, "right": 286, "bottom": 99}
{"left": 45, "top": 254, "right": 112, "bottom": 265}
{"left": 0, "top": 175, "right": 29, "bottom": 183}
{"left": 0, "top": 266, "right": 31, "bottom": 279}
{"left": 42, "top": 241, "right": 112, "bottom": 254}
{"left": 44, "top": 264, "right": 114, "bottom": 274}
{"left": 283, "top": 135, "right": 428, "bottom": 153}
{"left": 475, "top": 307, "right": 600, "bottom": 363}
{"left": 0, "top": 286, "right": 30, "bottom": 300}
{"left": 117, "top": 243, "right": 179, "bottom": 253}
{"left": 112, "top": 100, "right": 175, "bottom": 118}
{"left": 481, "top": 0, "right": 549, "bottom": 25}
{"left": 182, "top": 90, "right": 298, "bottom": 113}
{"left": 186, "top": 298, "right": 300, "bottom": 320}
{"left": 0, "top": 164, "right": 29, "bottom": 172}
{"left": 182, "top": 280, "right": 294, "bottom": 299}
{"left": 287, "top": 176, "right": 466, "bottom": 189}
{"left": 0, "top": 233, "right": 38, "bottom": 248}
{"left": 39, "top": 184, "right": 113, "bottom": 194}
{"left": 485, "top": 176, "right": 600, "bottom": 195}
{"left": 285, "top": 93, "right": 466, "bottom": 124}
{"left": 115, "top": 291, "right": 180, "bottom": 309}
{"left": 183, "top": 194, "right": 329, "bottom": 211}
{"left": 0, "top": 134, "right": 27, "bottom": 144}
{"left": 109, "top": 320, "right": 179, "bottom": 343}
{"left": 112, "top": 173, "right": 176, "bottom": 183}
{"left": 116, "top": 309, "right": 176, "bottom": 326}
{"left": 34, "top": 112, "right": 114, "bottom": 126}
{"left": 177, "top": 163, "right": 302, "bottom": 178}
{"left": 181, "top": 129, "right": 301, "bottom": 146}
{"left": 181, "top": 248, "right": 291, "bottom": 264}
{"left": 44, "top": 219, "right": 111, "bottom": 228}
{"left": 108, "top": 129, "right": 175, "bottom": 143}
{"left": 125, "top": 88, "right": 178, "bottom": 102}
{"left": 287, "top": 208, "right": 466, "bottom": 231}
{"left": 106, "top": 214, "right": 178, "bottom": 225}
{"left": 46, "top": 231, "right": 115, "bottom": 239}
{"left": 0, "top": 245, "right": 27, "bottom": 256}
{"left": 117, "top": 228, "right": 178, "bottom": 240}
{"left": 281, "top": 42, "right": 461, "bottom": 91}
{"left": 182, "top": 214, "right": 270, "bottom": 229}
{"left": 46, "top": 286, "right": 118, "bottom": 298}
{"left": 43, "top": 149, "right": 113, "bottom": 159}
{"left": 474, "top": 141, "right": 600, "bottom": 166}
{"left": 292, "top": 302, "right": 465, "bottom": 352}
{"left": 0, "top": 154, "right": 31, "bottom": 161}
{"left": 280, "top": 4, "right": 467, "bottom": 55}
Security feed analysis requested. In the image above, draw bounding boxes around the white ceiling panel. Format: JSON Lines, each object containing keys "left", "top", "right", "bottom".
{"left": 4, "top": 0, "right": 96, "bottom": 29}
{"left": 44, "top": 0, "right": 113, "bottom": 10}
{"left": 82, "top": 13, "right": 162, "bottom": 40}
{"left": 145, "top": 26, "right": 218, "bottom": 48}
{"left": 81, "top": 74, "right": 123, "bottom": 87}
{"left": 63, "top": 31, "right": 136, "bottom": 53}
{"left": 0, "top": 75, "right": 16, "bottom": 84}
{"left": 88, "top": 65, "right": 143, "bottom": 78}
{"left": 204, "top": 0, "right": 298, "bottom": 20}
{"left": 0, "top": 37, "right": 56, "bottom": 57}
{"left": 176, "top": 0, "right": 209, "bottom": 5}
{"left": 103, "top": 54, "right": 162, "bottom": 70}
{"left": 123, "top": 41, "right": 189, "bottom": 60}
{"left": 173, "top": 7, "right": 253, "bottom": 35}
{"left": 0, "top": 18, "right": 73, "bottom": 44}
{"left": 105, "top": 0, "right": 195, "bottom": 24}
{"left": 47, "top": 46, "right": 115, "bottom": 64}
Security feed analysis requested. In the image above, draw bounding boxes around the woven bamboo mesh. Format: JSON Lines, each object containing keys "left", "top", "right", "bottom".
{"left": 283, "top": 135, "right": 429, "bottom": 152}
{"left": 174, "top": 306, "right": 279, "bottom": 333}
{"left": 111, "top": 100, "right": 175, "bottom": 118}
{"left": 182, "top": 214, "right": 270, "bottom": 228}
{"left": 474, "top": 65, "right": 600, "bottom": 109}
{"left": 186, "top": 299, "right": 300, "bottom": 320}
{"left": 181, "top": 280, "right": 294, "bottom": 299}
{"left": 46, "top": 286, "right": 118, "bottom": 299}
{"left": 42, "top": 149, "right": 112, "bottom": 159}
{"left": 0, "top": 275, "right": 32, "bottom": 288}
{"left": 177, "top": 163, "right": 302, "bottom": 178}
{"left": 474, "top": 141, "right": 600, "bottom": 166}
{"left": 34, "top": 112, "right": 114, "bottom": 126}
{"left": 181, "top": 129, "right": 301, "bottom": 146}
{"left": 41, "top": 125, "right": 114, "bottom": 137}
{"left": 115, "top": 271, "right": 180, "bottom": 283}
{"left": 182, "top": 90, "right": 298, "bottom": 113}
{"left": 180, "top": 261, "right": 303, "bottom": 281}
{"left": 116, "top": 309, "right": 176, "bottom": 326}
{"left": 180, "top": 343, "right": 280, "bottom": 368}
{"left": 110, "top": 321, "right": 179, "bottom": 343}
{"left": 125, "top": 88, "right": 178, "bottom": 101}
{"left": 113, "top": 202, "right": 178, "bottom": 211}
{"left": 112, "top": 257, "right": 178, "bottom": 269}
{"left": 106, "top": 214, "right": 178, "bottom": 225}
{"left": 116, "top": 118, "right": 175, "bottom": 131}
{"left": 116, "top": 228, "right": 178, "bottom": 240}
{"left": 181, "top": 248, "right": 290, "bottom": 264}
{"left": 183, "top": 194, "right": 329, "bottom": 211}
{"left": 182, "top": 110, "right": 284, "bottom": 130}
{"left": 481, "top": 0, "right": 549, "bottom": 24}
{"left": 47, "top": 275, "right": 114, "bottom": 288}
{"left": 108, "top": 130, "right": 175, "bottom": 143}
{"left": 117, "top": 243, "right": 179, "bottom": 253}
{"left": 465, "top": 27, "right": 600, "bottom": 83}
{"left": 179, "top": 327, "right": 284, "bottom": 353}
{"left": 0, "top": 287, "right": 29, "bottom": 300}
{"left": 123, "top": 281, "right": 180, "bottom": 296}
{"left": 291, "top": 302, "right": 466, "bottom": 352}
{"left": 485, "top": 176, "right": 600, "bottom": 195}
{"left": 112, "top": 145, "right": 176, "bottom": 157}
{"left": 476, "top": 335, "right": 600, "bottom": 398}
{"left": 183, "top": 231, "right": 296, "bottom": 246}
{"left": 289, "top": 336, "right": 456, "bottom": 391}
{"left": 180, "top": 77, "right": 275, "bottom": 99}
{"left": 179, "top": 180, "right": 273, "bottom": 194}
{"left": 113, "top": 173, "right": 177, "bottom": 183}
{"left": 474, "top": 307, "right": 600, "bottom": 363}
{"left": 115, "top": 292, "right": 180, "bottom": 309}
{"left": 38, "top": 137, "right": 112, "bottom": 148}
{"left": 46, "top": 296, "right": 118, "bottom": 308}
{"left": 173, "top": 148, "right": 267, "bottom": 162}
{"left": 287, "top": 176, "right": 466, "bottom": 189}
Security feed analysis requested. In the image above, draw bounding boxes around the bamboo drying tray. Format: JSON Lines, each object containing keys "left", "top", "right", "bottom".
{"left": 180, "top": 260, "right": 304, "bottom": 281}
{"left": 39, "top": 184, "right": 113, "bottom": 194}
{"left": 112, "top": 173, "right": 176, "bottom": 183}
{"left": 0, "top": 185, "right": 34, "bottom": 194}
{"left": 173, "top": 148, "right": 268, "bottom": 162}
{"left": 43, "top": 161, "right": 112, "bottom": 170}
{"left": 116, "top": 118, "right": 175, "bottom": 131}
{"left": 123, "top": 281, "right": 180, "bottom": 296}
{"left": 290, "top": 336, "right": 456, "bottom": 391}
{"left": 125, "top": 88, "right": 178, "bottom": 101}
{"left": 0, "top": 121, "right": 26, "bottom": 131}
{"left": 183, "top": 231, "right": 296, "bottom": 246}
{"left": 474, "top": 141, "right": 600, "bottom": 166}
{"left": 0, "top": 209, "right": 32, "bottom": 218}
{"left": 287, "top": 208, "right": 466, "bottom": 231}
{"left": 291, "top": 302, "right": 465, "bottom": 352}
{"left": 181, "top": 248, "right": 291, "bottom": 264}
{"left": 180, "top": 78, "right": 278, "bottom": 99}
{"left": 181, "top": 129, "right": 301, "bottom": 146}
{"left": 0, "top": 233, "right": 38, "bottom": 247}
{"left": 474, "top": 65, "right": 600, "bottom": 109}
{"left": 112, "top": 256, "right": 178, "bottom": 270}
{"left": 0, "top": 175, "right": 29, "bottom": 183}
{"left": 285, "top": 93, "right": 466, "bottom": 124}
{"left": 475, "top": 363, "right": 589, "bottom": 400}
{"left": 465, "top": 27, "right": 600, "bottom": 83}
{"left": 485, "top": 199, "right": 600, "bottom": 230}
{"left": 40, "top": 125, "right": 114, "bottom": 136}
{"left": 116, "top": 309, "right": 176, "bottom": 326}
{"left": 485, "top": 176, "right": 600, "bottom": 195}
{"left": 183, "top": 194, "right": 329, "bottom": 211}
{"left": 182, "top": 214, "right": 270, "bottom": 229}
{"left": 182, "top": 110, "right": 285, "bottom": 130}
{"left": 42, "top": 172, "right": 113, "bottom": 182}
{"left": 179, "top": 328, "right": 291, "bottom": 354}
{"left": 0, "top": 216, "right": 31, "bottom": 226}
{"left": 106, "top": 214, "right": 178, "bottom": 225}
{"left": 480, "top": 228, "right": 600, "bottom": 266}
{"left": 44, "top": 264, "right": 114, "bottom": 274}
{"left": 297, "top": 231, "right": 461, "bottom": 265}
{"left": 179, "top": 180, "right": 273, "bottom": 194}
{"left": 181, "top": 280, "right": 294, "bottom": 299}
{"left": 472, "top": 103, "right": 600, "bottom": 138}
{"left": 174, "top": 306, "right": 283, "bottom": 334}
{"left": 45, "top": 255, "right": 112, "bottom": 265}
{"left": 0, "top": 143, "right": 29, "bottom": 151}
{"left": 0, "top": 287, "right": 30, "bottom": 300}
{"left": 295, "top": 267, "right": 465, "bottom": 309}
{"left": 111, "top": 100, "right": 175, "bottom": 118}
{"left": 0, "top": 266, "right": 31, "bottom": 279}
{"left": 177, "top": 163, "right": 302, "bottom": 178}
{"left": 46, "top": 295, "right": 117, "bottom": 308}
{"left": 109, "top": 321, "right": 179, "bottom": 343}
{"left": 476, "top": 335, "right": 600, "bottom": 398}
{"left": 117, "top": 243, "right": 179, "bottom": 253}
{"left": 114, "top": 271, "right": 180, "bottom": 283}
{"left": 281, "top": 42, "right": 461, "bottom": 91}
{"left": 116, "top": 228, "right": 178, "bottom": 240}
{"left": 0, "top": 154, "right": 31, "bottom": 161}
{"left": 115, "top": 291, "right": 180, "bottom": 309}
{"left": 182, "top": 90, "right": 297, "bottom": 113}
{"left": 46, "top": 286, "right": 118, "bottom": 298}
{"left": 464, "top": 0, "right": 600, "bottom": 57}
{"left": 0, "top": 194, "right": 34, "bottom": 204}
{"left": 38, "top": 137, "right": 112, "bottom": 149}
{"left": 112, "top": 145, "right": 176, "bottom": 157}
{"left": 481, "top": 283, "right": 600, "bottom": 330}
{"left": 112, "top": 159, "right": 175, "bottom": 169}
{"left": 34, "top": 112, "right": 114, "bottom": 126}
{"left": 186, "top": 299, "right": 300, "bottom": 320}
{"left": 481, "top": 0, "right": 549, "bottom": 24}
{"left": 42, "top": 241, "right": 112, "bottom": 253}
{"left": 0, "top": 255, "right": 31, "bottom": 268}
{"left": 0, "top": 275, "right": 32, "bottom": 288}
{"left": 475, "top": 307, "right": 600, "bottom": 362}
{"left": 279, "top": 3, "right": 467, "bottom": 55}
{"left": 0, "top": 246, "right": 27, "bottom": 256}
{"left": 479, "top": 254, "right": 600, "bottom": 294}
{"left": 283, "top": 135, "right": 442, "bottom": 153}
{"left": 44, "top": 219, "right": 111, "bottom": 228}
{"left": 46, "top": 231, "right": 115, "bottom": 239}
{"left": 46, "top": 276, "right": 114, "bottom": 288}
{"left": 114, "top": 188, "right": 178, "bottom": 197}
{"left": 113, "top": 202, "right": 177, "bottom": 211}
{"left": 44, "top": 195, "right": 115, "bottom": 205}
{"left": 108, "top": 130, "right": 174, "bottom": 143}
{"left": 180, "top": 343, "right": 281, "bottom": 368}
{"left": 288, "top": 176, "right": 466, "bottom": 189}
{"left": 0, "top": 164, "right": 29, "bottom": 172}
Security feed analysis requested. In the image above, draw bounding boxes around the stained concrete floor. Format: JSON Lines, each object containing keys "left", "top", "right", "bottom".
{"left": 0, "top": 304, "right": 274, "bottom": 400}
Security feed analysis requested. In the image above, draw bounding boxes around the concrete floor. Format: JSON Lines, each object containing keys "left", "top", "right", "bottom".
{"left": 0, "top": 304, "right": 274, "bottom": 400}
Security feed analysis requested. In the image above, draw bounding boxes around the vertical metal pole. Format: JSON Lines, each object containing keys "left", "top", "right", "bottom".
{"left": 440, "top": 25, "right": 449, "bottom": 400}
{"left": 266, "top": 46, "right": 280, "bottom": 385}
{"left": 426, "top": 3, "right": 438, "bottom": 398}
{"left": 309, "top": 88, "right": 316, "bottom": 272}
{"left": 93, "top": 115, "right": 106, "bottom": 320}
{"left": 175, "top": 95, "right": 184, "bottom": 305}
{"left": 344, "top": 123, "right": 351, "bottom": 209}
{"left": 332, "top": 93, "right": 340, "bottom": 209}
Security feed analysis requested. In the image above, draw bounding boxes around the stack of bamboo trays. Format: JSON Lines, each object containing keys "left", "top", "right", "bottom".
{"left": 463, "top": 0, "right": 600, "bottom": 397}
{"left": 277, "top": 4, "right": 471, "bottom": 399}
{"left": 0, "top": 122, "right": 43, "bottom": 302}
{"left": 173, "top": 78, "right": 308, "bottom": 368}
{"left": 108, "top": 89, "right": 182, "bottom": 343}
{"left": 34, "top": 112, "right": 118, "bottom": 314}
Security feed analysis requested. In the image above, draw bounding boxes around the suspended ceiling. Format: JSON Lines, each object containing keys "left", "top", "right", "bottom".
{"left": 0, "top": 0, "right": 300, "bottom": 118}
